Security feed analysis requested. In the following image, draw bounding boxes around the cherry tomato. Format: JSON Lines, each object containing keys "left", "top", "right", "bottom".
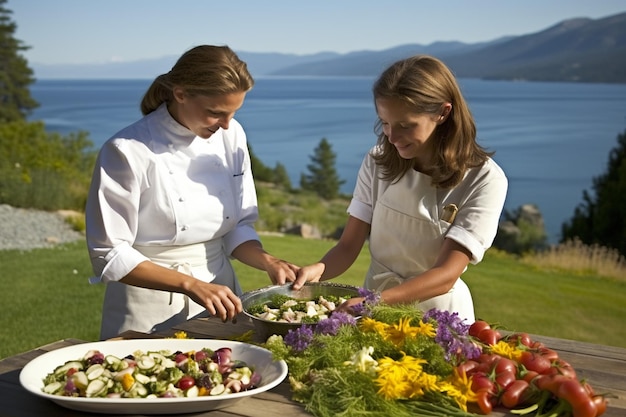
{"left": 469, "top": 320, "right": 491, "bottom": 338}
{"left": 553, "top": 358, "right": 577, "bottom": 379}
{"left": 520, "top": 351, "right": 552, "bottom": 374}
{"left": 476, "top": 353, "right": 500, "bottom": 373}
{"left": 495, "top": 370, "right": 517, "bottom": 391}
{"left": 508, "top": 332, "right": 533, "bottom": 347}
{"left": 572, "top": 397, "right": 598, "bottom": 417}
{"left": 592, "top": 395, "right": 608, "bottom": 416}
{"left": 456, "top": 360, "right": 479, "bottom": 377}
{"left": 501, "top": 379, "right": 530, "bottom": 408}
{"left": 471, "top": 372, "right": 496, "bottom": 394}
{"left": 194, "top": 350, "right": 209, "bottom": 363}
{"left": 557, "top": 379, "right": 591, "bottom": 408}
{"left": 495, "top": 357, "right": 518, "bottom": 376}
{"left": 522, "top": 370, "right": 540, "bottom": 383}
{"left": 174, "top": 353, "right": 188, "bottom": 363}
{"left": 536, "top": 346, "right": 559, "bottom": 361}
{"left": 177, "top": 375, "right": 196, "bottom": 390}
{"left": 475, "top": 389, "right": 493, "bottom": 414}
{"left": 478, "top": 328, "right": 502, "bottom": 345}
{"left": 534, "top": 374, "right": 568, "bottom": 394}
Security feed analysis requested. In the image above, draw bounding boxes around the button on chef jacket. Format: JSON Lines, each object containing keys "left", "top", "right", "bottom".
{"left": 85, "top": 103, "right": 260, "bottom": 338}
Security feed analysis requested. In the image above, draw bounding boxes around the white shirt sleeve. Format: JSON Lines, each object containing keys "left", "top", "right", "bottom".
{"left": 445, "top": 158, "right": 508, "bottom": 264}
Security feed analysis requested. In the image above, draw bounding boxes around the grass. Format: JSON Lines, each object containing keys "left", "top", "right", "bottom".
{"left": 1, "top": 236, "right": 625, "bottom": 360}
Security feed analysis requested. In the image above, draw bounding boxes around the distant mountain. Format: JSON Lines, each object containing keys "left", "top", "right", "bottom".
{"left": 32, "top": 11, "right": 626, "bottom": 83}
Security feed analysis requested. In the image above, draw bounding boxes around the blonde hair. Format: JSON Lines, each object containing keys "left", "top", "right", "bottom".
{"left": 140, "top": 45, "right": 254, "bottom": 115}
{"left": 372, "top": 55, "right": 492, "bottom": 188}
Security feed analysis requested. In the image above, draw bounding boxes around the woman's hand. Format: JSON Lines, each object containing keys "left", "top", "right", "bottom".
{"left": 185, "top": 280, "right": 243, "bottom": 323}
{"left": 336, "top": 296, "right": 365, "bottom": 314}
{"left": 291, "top": 262, "right": 326, "bottom": 290}
{"left": 265, "top": 259, "right": 300, "bottom": 285}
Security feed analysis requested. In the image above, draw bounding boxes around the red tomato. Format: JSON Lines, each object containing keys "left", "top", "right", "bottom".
{"left": 495, "top": 370, "right": 517, "bottom": 391}
{"left": 194, "top": 350, "right": 208, "bottom": 362}
{"left": 177, "top": 375, "right": 196, "bottom": 390}
{"left": 469, "top": 320, "right": 491, "bottom": 338}
{"left": 557, "top": 379, "right": 591, "bottom": 408}
{"left": 501, "top": 379, "right": 530, "bottom": 408}
{"left": 572, "top": 397, "right": 598, "bottom": 417}
{"left": 495, "top": 357, "right": 518, "bottom": 376}
{"left": 553, "top": 359, "right": 577, "bottom": 379}
{"left": 520, "top": 351, "right": 552, "bottom": 375}
{"left": 592, "top": 395, "right": 608, "bottom": 416}
{"left": 475, "top": 389, "right": 493, "bottom": 414}
{"left": 457, "top": 360, "right": 479, "bottom": 377}
{"left": 66, "top": 368, "right": 78, "bottom": 377}
{"left": 508, "top": 332, "right": 533, "bottom": 347}
{"left": 471, "top": 372, "right": 496, "bottom": 395}
{"left": 534, "top": 374, "right": 569, "bottom": 394}
{"left": 522, "top": 370, "right": 540, "bottom": 383}
{"left": 174, "top": 353, "right": 188, "bottom": 363}
{"left": 536, "top": 346, "right": 559, "bottom": 361}
{"left": 478, "top": 328, "right": 501, "bottom": 345}
{"left": 476, "top": 353, "right": 500, "bottom": 373}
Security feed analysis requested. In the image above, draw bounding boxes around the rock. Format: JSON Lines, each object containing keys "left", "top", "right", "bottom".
{"left": 285, "top": 223, "right": 322, "bottom": 239}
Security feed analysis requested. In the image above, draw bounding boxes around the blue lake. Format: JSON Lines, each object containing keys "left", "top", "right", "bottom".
{"left": 29, "top": 77, "right": 626, "bottom": 243}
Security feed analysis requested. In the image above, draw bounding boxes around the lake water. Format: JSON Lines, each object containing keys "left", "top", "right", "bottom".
{"left": 29, "top": 78, "right": 626, "bottom": 243}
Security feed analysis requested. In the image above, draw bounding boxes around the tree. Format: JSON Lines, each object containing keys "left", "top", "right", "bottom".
{"left": 561, "top": 128, "right": 626, "bottom": 257}
{"left": 0, "top": 0, "right": 38, "bottom": 123}
{"left": 273, "top": 162, "right": 292, "bottom": 190}
{"left": 300, "top": 137, "right": 345, "bottom": 200}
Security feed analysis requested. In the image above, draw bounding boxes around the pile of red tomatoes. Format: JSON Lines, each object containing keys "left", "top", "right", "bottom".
{"left": 461, "top": 320, "right": 608, "bottom": 417}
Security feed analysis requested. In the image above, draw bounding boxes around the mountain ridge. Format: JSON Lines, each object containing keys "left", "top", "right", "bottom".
{"left": 32, "top": 11, "right": 626, "bottom": 83}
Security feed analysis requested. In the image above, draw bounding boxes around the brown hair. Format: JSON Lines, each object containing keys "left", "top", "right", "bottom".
{"left": 140, "top": 45, "right": 254, "bottom": 115}
{"left": 372, "top": 55, "right": 492, "bottom": 188}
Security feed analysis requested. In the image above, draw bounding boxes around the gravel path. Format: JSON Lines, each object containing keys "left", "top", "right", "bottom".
{"left": 0, "top": 204, "right": 85, "bottom": 250}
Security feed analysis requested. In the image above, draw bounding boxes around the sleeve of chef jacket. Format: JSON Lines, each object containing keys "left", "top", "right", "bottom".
{"left": 85, "top": 137, "right": 151, "bottom": 284}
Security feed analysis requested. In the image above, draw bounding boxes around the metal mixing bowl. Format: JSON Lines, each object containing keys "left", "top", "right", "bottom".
{"left": 240, "top": 282, "right": 361, "bottom": 340}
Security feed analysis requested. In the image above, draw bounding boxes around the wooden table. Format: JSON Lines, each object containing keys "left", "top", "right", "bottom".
{"left": 1, "top": 314, "right": 625, "bottom": 417}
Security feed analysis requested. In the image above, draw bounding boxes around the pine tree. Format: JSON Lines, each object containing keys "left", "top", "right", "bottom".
{"left": 561, "top": 128, "right": 626, "bottom": 257}
{"left": 300, "top": 137, "right": 345, "bottom": 200}
{"left": 0, "top": 0, "right": 38, "bottom": 123}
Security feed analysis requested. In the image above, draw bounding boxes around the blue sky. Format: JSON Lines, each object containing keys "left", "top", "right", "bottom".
{"left": 9, "top": 0, "right": 626, "bottom": 65}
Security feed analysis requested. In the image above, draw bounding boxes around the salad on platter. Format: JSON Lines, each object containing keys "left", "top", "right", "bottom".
{"left": 42, "top": 345, "right": 260, "bottom": 399}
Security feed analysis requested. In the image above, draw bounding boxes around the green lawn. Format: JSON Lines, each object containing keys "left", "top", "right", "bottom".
{"left": 1, "top": 236, "right": 625, "bottom": 360}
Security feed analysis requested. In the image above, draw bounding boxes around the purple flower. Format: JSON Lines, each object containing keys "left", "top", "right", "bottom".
{"left": 284, "top": 325, "right": 314, "bottom": 352}
{"left": 351, "top": 288, "right": 381, "bottom": 317}
{"left": 315, "top": 312, "right": 357, "bottom": 336}
{"left": 423, "top": 308, "right": 481, "bottom": 363}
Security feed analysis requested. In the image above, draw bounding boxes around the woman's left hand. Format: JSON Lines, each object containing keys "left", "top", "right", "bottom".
{"left": 265, "top": 259, "right": 300, "bottom": 285}
{"left": 336, "top": 297, "right": 365, "bottom": 314}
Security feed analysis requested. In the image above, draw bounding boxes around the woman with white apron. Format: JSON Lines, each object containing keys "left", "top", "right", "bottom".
{"left": 86, "top": 46, "right": 301, "bottom": 340}
{"left": 294, "top": 55, "right": 508, "bottom": 323}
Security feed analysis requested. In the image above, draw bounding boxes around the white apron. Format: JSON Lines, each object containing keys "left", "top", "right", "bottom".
{"left": 364, "top": 171, "right": 475, "bottom": 323}
{"left": 100, "top": 240, "right": 241, "bottom": 340}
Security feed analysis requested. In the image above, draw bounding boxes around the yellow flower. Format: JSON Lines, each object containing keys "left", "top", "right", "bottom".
{"left": 440, "top": 368, "right": 477, "bottom": 412}
{"left": 375, "top": 354, "right": 428, "bottom": 400}
{"left": 359, "top": 317, "right": 388, "bottom": 335}
{"left": 173, "top": 331, "right": 189, "bottom": 339}
{"left": 415, "top": 320, "right": 437, "bottom": 338}
{"left": 384, "top": 317, "right": 420, "bottom": 346}
{"left": 492, "top": 340, "right": 523, "bottom": 361}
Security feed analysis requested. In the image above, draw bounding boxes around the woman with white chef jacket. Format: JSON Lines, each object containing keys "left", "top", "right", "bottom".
{"left": 294, "top": 55, "right": 508, "bottom": 323}
{"left": 86, "top": 45, "right": 301, "bottom": 340}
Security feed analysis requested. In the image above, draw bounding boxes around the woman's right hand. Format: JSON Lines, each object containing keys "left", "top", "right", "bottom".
{"left": 291, "top": 262, "right": 326, "bottom": 290}
{"left": 185, "top": 280, "right": 243, "bottom": 322}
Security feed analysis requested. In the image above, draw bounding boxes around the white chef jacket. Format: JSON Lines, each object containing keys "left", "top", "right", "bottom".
{"left": 85, "top": 103, "right": 260, "bottom": 338}
{"left": 348, "top": 146, "right": 508, "bottom": 321}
